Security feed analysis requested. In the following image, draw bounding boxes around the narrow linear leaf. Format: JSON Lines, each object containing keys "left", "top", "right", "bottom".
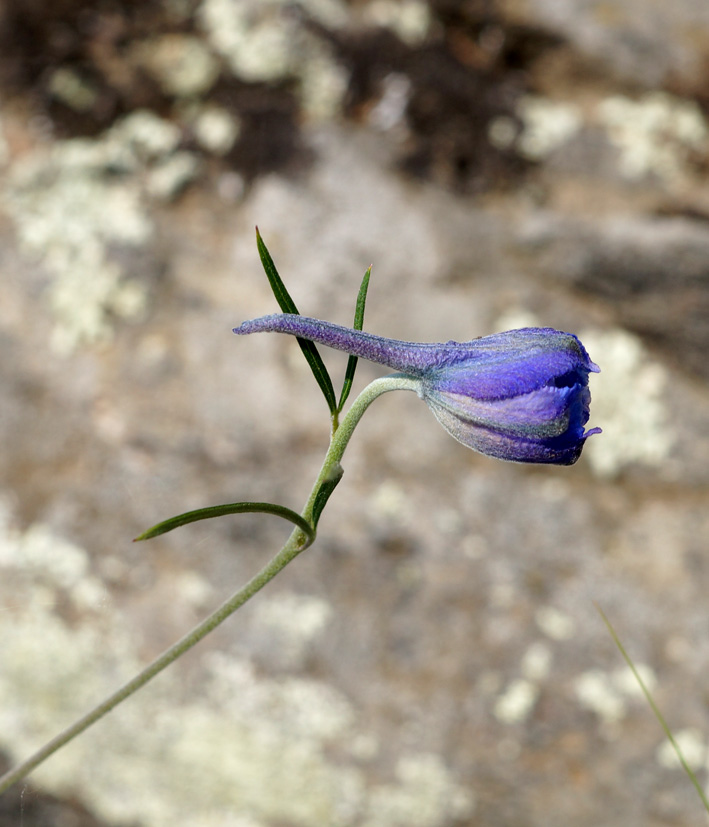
{"left": 134, "top": 501, "right": 315, "bottom": 548}
{"left": 255, "top": 227, "right": 299, "bottom": 314}
{"left": 256, "top": 228, "right": 337, "bottom": 414}
{"left": 338, "top": 265, "right": 372, "bottom": 412}
{"left": 596, "top": 603, "right": 709, "bottom": 814}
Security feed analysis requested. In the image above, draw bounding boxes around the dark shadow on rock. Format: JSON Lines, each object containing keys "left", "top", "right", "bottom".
{"left": 517, "top": 214, "right": 709, "bottom": 380}
{"left": 0, "top": 752, "right": 136, "bottom": 827}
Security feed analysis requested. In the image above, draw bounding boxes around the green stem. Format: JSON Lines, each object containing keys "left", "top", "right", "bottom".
{"left": 0, "top": 374, "right": 419, "bottom": 796}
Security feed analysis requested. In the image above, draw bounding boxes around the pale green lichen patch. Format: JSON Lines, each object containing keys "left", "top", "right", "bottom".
{"left": 47, "top": 67, "right": 99, "bottom": 112}
{"left": 493, "top": 96, "right": 582, "bottom": 160}
{"left": 493, "top": 642, "right": 553, "bottom": 725}
{"left": 656, "top": 728, "right": 706, "bottom": 771}
{"left": 494, "top": 678, "right": 539, "bottom": 725}
{"left": 198, "top": 0, "right": 349, "bottom": 120}
{"left": 369, "top": 481, "right": 410, "bottom": 522}
{"left": 1, "top": 110, "right": 202, "bottom": 352}
{"left": 199, "top": 0, "right": 292, "bottom": 82}
{"left": 0, "top": 504, "right": 474, "bottom": 826}
{"left": 360, "top": 1, "right": 431, "bottom": 47}
{"left": 297, "top": 42, "right": 350, "bottom": 123}
{"left": 574, "top": 670, "right": 627, "bottom": 726}
{"left": 580, "top": 328, "right": 673, "bottom": 477}
{"left": 361, "top": 754, "right": 474, "bottom": 827}
{"left": 192, "top": 104, "right": 241, "bottom": 155}
{"left": 574, "top": 665, "right": 657, "bottom": 728}
{"left": 521, "top": 641, "right": 553, "bottom": 682}
{"left": 112, "top": 110, "right": 183, "bottom": 161}
{"left": 249, "top": 591, "right": 332, "bottom": 669}
{"left": 535, "top": 606, "right": 576, "bottom": 641}
{"left": 6, "top": 522, "right": 89, "bottom": 589}
{"left": 598, "top": 92, "right": 709, "bottom": 187}
{"left": 146, "top": 150, "right": 202, "bottom": 200}
{"left": 131, "top": 34, "right": 220, "bottom": 98}
{"left": 490, "top": 90, "right": 709, "bottom": 188}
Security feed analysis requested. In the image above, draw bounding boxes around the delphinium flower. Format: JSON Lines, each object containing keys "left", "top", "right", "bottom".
{"left": 0, "top": 232, "right": 602, "bottom": 799}
{"left": 233, "top": 315, "right": 601, "bottom": 465}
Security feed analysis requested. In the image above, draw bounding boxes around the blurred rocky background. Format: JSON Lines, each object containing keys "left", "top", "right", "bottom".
{"left": 1, "top": 0, "right": 709, "bottom": 825}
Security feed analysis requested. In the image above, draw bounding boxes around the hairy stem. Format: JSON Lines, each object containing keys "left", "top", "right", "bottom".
{"left": 0, "top": 374, "right": 419, "bottom": 795}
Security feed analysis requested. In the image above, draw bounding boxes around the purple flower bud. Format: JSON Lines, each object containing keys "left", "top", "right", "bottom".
{"left": 233, "top": 315, "right": 601, "bottom": 465}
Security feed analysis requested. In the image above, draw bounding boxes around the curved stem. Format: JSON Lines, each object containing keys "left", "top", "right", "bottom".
{"left": 0, "top": 374, "right": 419, "bottom": 796}
{"left": 305, "top": 375, "right": 418, "bottom": 522}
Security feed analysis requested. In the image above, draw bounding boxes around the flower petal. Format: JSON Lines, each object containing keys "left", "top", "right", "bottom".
{"left": 424, "top": 383, "right": 585, "bottom": 438}
{"left": 426, "top": 395, "right": 598, "bottom": 465}
{"left": 431, "top": 329, "right": 598, "bottom": 400}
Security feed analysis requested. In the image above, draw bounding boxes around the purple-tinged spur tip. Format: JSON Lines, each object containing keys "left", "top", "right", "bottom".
{"left": 233, "top": 314, "right": 601, "bottom": 465}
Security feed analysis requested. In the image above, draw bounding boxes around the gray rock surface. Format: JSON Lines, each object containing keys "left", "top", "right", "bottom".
{"left": 1, "top": 2, "right": 709, "bottom": 826}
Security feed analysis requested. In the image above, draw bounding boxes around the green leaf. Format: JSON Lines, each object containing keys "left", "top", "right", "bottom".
{"left": 337, "top": 265, "right": 371, "bottom": 412}
{"left": 134, "top": 501, "right": 315, "bottom": 548}
{"left": 311, "top": 463, "right": 344, "bottom": 528}
{"left": 256, "top": 228, "right": 337, "bottom": 414}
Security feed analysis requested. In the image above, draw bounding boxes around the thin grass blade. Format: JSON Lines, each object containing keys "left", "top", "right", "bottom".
{"left": 597, "top": 603, "right": 709, "bottom": 814}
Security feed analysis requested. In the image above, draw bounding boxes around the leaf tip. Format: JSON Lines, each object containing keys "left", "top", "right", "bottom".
{"left": 133, "top": 527, "right": 161, "bottom": 542}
